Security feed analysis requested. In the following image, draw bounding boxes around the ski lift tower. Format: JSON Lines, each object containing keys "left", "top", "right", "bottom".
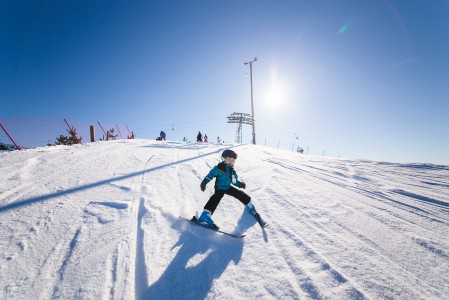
{"left": 244, "top": 56, "right": 258, "bottom": 144}
{"left": 227, "top": 112, "right": 253, "bottom": 143}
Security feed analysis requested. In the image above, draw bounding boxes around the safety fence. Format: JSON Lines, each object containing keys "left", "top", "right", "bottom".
{"left": 0, "top": 117, "right": 134, "bottom": 150}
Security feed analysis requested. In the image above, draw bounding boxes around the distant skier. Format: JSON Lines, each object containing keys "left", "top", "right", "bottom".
{"left": 217, "top": 137, "right": 220, "bottom": 143}
{"left": 204, "top": 134, "right": 208, "bottom": 143}
{"left": 198, "top": 149, "right": 267, "bottom": 229}
{"left": 197, "top": 131, "right": 203, "bottom": 142}
{"left": 183, "top": 137, "right": 187, "bottom": 142}
{"left": 160, "top": 131, "right": 166, "bottom": 141}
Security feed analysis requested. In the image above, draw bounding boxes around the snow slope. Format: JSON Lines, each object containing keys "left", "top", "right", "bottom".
{"left": 1, "top": 139, "right": 448, "bottom": 299}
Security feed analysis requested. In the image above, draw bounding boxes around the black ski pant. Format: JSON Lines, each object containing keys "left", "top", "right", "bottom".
{"left": 204, "top": 186, "right": 251, "bottom": 214}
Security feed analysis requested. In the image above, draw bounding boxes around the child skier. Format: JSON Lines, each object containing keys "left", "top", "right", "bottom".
{"left": 197, "top": 149, "right": 267, "bottom": 229}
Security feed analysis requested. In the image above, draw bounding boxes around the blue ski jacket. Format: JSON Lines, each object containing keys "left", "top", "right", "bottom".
{"left": 203, "top": 163, "right": 243, "bottom": 190}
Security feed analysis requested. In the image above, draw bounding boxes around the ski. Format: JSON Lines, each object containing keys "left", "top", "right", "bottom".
{"left": 179, "top": 216, "right": 245, "bottom": 238}
{"left": 254, "top": 213, "right": 269, "bottom": 228}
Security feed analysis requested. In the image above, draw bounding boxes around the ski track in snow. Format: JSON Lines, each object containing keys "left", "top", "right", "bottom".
{"left": 1, "top": 140, "right": 449, "bottom": 299}
{"left": 260, "top": 156, "right": 448, "bottom": 298}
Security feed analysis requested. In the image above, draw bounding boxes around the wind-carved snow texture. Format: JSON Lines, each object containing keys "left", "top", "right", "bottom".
{"left": 1, "top": 139, "right": 448, "bottom": 299}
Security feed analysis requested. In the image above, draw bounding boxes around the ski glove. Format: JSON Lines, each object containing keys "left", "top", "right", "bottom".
{"left": 238, "top": 182, "right": 246, "bottom": 189}
{"left": 200, "top": 179, "right": 208, "bottom": 192}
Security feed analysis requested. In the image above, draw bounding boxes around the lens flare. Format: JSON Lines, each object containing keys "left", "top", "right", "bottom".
{"left": 339, "top": 21, "right": 350, "bottom": 34}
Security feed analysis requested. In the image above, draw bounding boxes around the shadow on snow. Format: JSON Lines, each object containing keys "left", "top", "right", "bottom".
{"left": 140, "top": 209, "right": 254, "bottom": 300}
{"left": 0, "top": 145, "right": 241, "bottom": 213}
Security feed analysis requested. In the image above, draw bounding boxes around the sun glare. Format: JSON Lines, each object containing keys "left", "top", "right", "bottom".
{"left": 263, "top": 66, "right": 286, "bottom": 112}
{"left": 265, "top": 87, "right": 283, "bottom": 110}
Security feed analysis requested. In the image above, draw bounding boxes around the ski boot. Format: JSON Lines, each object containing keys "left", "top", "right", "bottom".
{"left": 247, "top": 201, "right": 268, "bottom": 228}
{"left": 197, "top": 209, "right": 219, "bottom": 230}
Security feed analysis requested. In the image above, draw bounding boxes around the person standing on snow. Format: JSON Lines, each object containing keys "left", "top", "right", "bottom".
{"left": 198, "top": 149, "right": 267, "bottom": 229}
{"left": 160, "top": 131, "right": 166, "bottom": 141}
{"left": 204, "top": 134, "right": 208, "bottom": 143}
{"left": 197, "top": 131, "right": 203, "bottom": 142}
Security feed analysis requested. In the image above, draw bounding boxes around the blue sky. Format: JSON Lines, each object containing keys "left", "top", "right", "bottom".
{"left": 1, "top": 0, "right": 448, "bottom": 164}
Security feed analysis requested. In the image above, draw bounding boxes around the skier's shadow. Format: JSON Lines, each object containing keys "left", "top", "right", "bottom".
{"left": 142, "top": 210, "right": 251, "bottom": 300}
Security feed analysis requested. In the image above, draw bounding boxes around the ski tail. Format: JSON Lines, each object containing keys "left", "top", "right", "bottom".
{"left": 191, "top": 215, "right": 219, "bottom": 230}
{"left": 179, "top": 216, "right": 245, "bottom": 238}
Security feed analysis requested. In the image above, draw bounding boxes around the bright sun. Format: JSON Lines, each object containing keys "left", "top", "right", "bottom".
{"left": 265, "top": 87, "right": 284, "bottom": 110}
{"left": 263, "top": 66, "right": 286, "bottom": 111}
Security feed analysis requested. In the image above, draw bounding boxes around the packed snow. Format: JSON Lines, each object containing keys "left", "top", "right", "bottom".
{"left": 1, "top": 139, "right": 448, "bottom": 299}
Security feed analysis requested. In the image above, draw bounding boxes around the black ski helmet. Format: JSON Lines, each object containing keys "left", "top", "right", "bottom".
{"left": 222, "top": 149, "right": 237, "bottom": 160}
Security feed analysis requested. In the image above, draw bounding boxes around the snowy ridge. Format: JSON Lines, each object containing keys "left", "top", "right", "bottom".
{"left": 1, "top": 139, "right": 448, "bottom": 299}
